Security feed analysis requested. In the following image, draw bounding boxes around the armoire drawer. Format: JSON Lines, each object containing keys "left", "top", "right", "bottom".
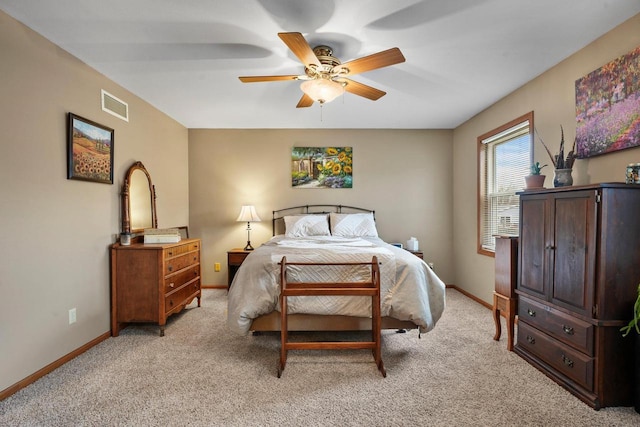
{"left": 518, "top": 322, "right": 594, "bottom": 391}
{"left": 518, "top": 296, "right": 594, "bottom": 355}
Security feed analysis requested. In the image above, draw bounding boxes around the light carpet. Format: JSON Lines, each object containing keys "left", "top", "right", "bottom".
{"left": 0, "top": 289, "right": 638, "bottom": 426}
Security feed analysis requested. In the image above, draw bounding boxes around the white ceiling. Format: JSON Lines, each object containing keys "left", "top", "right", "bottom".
{"left": 2, "top": 0, "right": 639, "bottom": 129}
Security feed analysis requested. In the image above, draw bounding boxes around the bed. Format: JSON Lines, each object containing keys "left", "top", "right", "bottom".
{"left": 226, "top": 205, "right": 446, "bottom": 336}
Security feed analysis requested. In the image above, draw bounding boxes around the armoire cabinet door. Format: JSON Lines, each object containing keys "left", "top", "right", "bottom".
{"left": 549, "top": 191, "right": 597, "bottom": 317}
{"left": 518, "top": 195, "right": 547, "bottom": 299}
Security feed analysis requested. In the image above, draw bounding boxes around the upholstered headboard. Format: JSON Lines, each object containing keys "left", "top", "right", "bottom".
{"left": 272, "top": 204, "right": 375, "bottom": 236}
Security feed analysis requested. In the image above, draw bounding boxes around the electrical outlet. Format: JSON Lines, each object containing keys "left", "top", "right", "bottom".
{"left": 214, "top": 262, "right": 221, "bottom": 272}
{"left": 69, "top": 308, "right": 77, "bottom": 324}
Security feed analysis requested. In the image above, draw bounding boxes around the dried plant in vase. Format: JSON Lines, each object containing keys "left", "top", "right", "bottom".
{"left": 536, "top": 125, "right": 576, "bottom": 187}
{"left": 537, "top": 125, "right": 576, "bottom": 169}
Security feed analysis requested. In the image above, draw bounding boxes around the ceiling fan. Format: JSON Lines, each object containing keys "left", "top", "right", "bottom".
{"left": 239, "top": 32, "right": 406, "bottom": 108}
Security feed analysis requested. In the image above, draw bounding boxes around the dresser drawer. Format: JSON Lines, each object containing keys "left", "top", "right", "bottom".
{"left": 165, "top": 241, "right": 200, "bottom": 259}
{"left": 518, "top": 322, "right": 594, "bottom": 391}
{"left": 165, "top": 286, "right": 188, "bottom": 314}
{"left": 518, "top": 296, "right": 594, "bottom": 355}
{"left": 165, "top": 251, "right": 200, "bottom": 275}
{"left": 165, "top": 265, "right": 200, "bottom": 293}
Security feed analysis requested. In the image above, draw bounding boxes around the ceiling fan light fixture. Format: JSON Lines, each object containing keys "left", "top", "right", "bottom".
{"left": 300, "top": 79, "right": 344, "bottom": 104}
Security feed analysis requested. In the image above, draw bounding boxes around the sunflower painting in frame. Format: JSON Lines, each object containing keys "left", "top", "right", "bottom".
{"left": 291, "top": 146, "right": 353, "bottom": 188}
{"left": 67, "top": 113, "right": 114, "bottom": 184}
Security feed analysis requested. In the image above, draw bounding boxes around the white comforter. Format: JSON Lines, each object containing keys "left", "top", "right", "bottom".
{"left": 227, "top": 235, "right": 446, "bottom": 335}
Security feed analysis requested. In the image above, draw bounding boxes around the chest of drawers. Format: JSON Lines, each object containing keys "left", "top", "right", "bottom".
{"left": 111, "top": 238, "right": 201, "bottom": 336}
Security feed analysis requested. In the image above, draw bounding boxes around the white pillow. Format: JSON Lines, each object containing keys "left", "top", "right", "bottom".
{"left": 284, "top": 215, "right": 330, "bottom": 237}
{"left": 330, "top": 212, "right": 378, "bottom": 237}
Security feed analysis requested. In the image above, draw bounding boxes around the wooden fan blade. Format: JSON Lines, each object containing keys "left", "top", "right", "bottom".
{"left": 296, "top": 93, "right": 314, "bottom": 108}
{"left": 337, "top": 48, "right": 405, "bottom": 76}
{"left": 278, "top": 32, "right": 320, "bottom": 68}
{"left": 342, "top": 79, "right": 386, "bottom": 101}
{"left": 239, "top": 75, "right": 300, "bottom": 83}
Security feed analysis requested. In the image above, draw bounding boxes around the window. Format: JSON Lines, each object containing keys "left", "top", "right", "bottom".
{"left": 478, "top": 112, "right": 533, "bottom": 256}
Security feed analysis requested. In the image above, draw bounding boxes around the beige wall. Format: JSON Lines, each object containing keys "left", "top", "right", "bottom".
{"left": 188, "top": 129, "right": 454, "bottom": 286}
{"left": 0, "top": 11, "right": 189, "bottom": 392}
{"left": 453, "top": 13, "right": 640, "bottom": 304}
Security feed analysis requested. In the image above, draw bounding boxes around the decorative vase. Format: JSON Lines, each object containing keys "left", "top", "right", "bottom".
{"left": 553, "top": 168, "right": 573, "bottom": 187}
{"left": 524, "top": 174, "right": 545, "bottom": 189}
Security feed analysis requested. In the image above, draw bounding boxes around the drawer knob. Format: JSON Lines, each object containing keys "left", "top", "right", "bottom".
{"left": 562, "top": 325, "right": 574, "bottom": 335}
{"left": 526, "top": 335, "right": 535, "bottom": 344}
{"left": 168, "top": 265, "right": 173, "bottom": 272}
{"left": 168, "top": 251, "right": 173, "bottom": 256}
{"left": 527, "top": 309, "right": 536, "bottom": 317}
{"left": 561, "top": 354, "right": 574, "bottom": 368}
{"left": 169, "top": 282, "right": 175, "bottom": 288}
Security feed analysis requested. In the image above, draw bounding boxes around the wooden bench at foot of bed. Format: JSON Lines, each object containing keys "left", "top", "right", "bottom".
{"left": 249, "top": 312, "right": 418, "bottom": 332}
{"left": 276, "top": 256, "right": 390, "bottom": 378}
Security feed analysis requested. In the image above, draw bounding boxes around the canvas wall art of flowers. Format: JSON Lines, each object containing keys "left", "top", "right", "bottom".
{"left": 575, "top": 45, "right": 640, "bottom": 158}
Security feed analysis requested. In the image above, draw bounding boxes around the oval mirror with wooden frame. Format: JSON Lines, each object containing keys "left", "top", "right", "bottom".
{"left": 122, "top": 161, "right": 157, "bottom": 235}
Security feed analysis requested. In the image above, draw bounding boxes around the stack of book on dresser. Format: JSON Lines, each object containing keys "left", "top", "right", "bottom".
{"left": 143, "top": 228, "right": 181, "bottom": 244}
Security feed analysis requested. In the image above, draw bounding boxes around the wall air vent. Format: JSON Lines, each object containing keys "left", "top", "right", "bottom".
{"left": 101, "top": 90, "right": 129, "bottom": 122}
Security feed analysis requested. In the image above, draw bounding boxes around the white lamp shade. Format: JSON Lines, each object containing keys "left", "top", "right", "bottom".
{"left": 300, "top": 79, "right": 344, "bottom": 104}
{"left": 236, "top": 205, "right": 261, "bottom": 222}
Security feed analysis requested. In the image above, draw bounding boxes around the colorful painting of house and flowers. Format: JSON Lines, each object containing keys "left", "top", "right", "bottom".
{"left": 291, "top": 147, "right": 353, "bottom": 188}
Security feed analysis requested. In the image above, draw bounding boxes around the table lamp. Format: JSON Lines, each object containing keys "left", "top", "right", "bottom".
{"left": 236, "top": 205, "right": 261, "bottom": 250}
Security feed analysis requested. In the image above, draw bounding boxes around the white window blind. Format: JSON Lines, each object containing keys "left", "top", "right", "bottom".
{"left": 480, "top": 119, "right": 531, "bottom": 252}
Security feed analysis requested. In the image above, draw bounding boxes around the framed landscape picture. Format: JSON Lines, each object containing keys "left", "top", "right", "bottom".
{"left": 291, "top": 146, "right": 353, "bottom": 188}
{"left": 575, "top": 45, "right": 640, "bottom": 158}
{"left": 67, "top": 113, "right": 114, "bottom": 184}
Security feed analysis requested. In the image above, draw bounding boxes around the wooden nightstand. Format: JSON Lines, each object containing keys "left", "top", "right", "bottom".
{"left": 405, "top": 249, "right": 423, "bottom": 259}
{"left": 227, "top": 248, "right": 251, "bottom": 288}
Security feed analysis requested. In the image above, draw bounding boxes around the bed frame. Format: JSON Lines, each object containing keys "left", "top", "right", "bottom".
{"left": 248, "top": 204, "right": 418, "bottom": 333}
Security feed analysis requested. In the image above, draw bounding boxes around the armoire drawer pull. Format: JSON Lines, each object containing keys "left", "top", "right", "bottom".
{"left": 561, "top": 354, "right": 574, "bottom": 368}
{"left": 526, "top": 335, "right": 535, "bottom": 344}
{"left": 527, "top": 309, "right": 536, "bottom": 317}
{"left": 562, "top": 325, "right": 574, "bottom": 335}
{"left": 169, "top": 282, "right": 175, "bottom": 288}
{"left": 168, "top": 265, "right": 173, "bottom": 272}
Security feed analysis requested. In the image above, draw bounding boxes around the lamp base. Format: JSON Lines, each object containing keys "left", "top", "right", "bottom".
{"left": 244, "top": 241, "right": 254, "bottom": 251}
